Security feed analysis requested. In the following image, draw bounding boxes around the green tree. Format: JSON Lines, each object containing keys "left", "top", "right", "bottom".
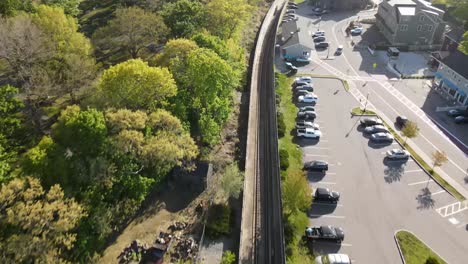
{"left": 448, "top": 0, "right": 468, "bottom": 25}
{"left": 161, "top": 0, "right": 206, "bottom": 38}
{"left": 425, "top": 257, "right": 440, "bottom": 264}
{"left": 97, "top": 59, "right": 177, "bottom": 110}
{"left": 220, "top": 250, "right": 236, "bottom": 264}
{"left": 431, "top": 150, "right": 448, "bottom": 171}
{"left": 282, "top": 170, "right": 312, "bottom": 215}
{"left": 0, "top": 177, "right": 86, "bottom": 263}
{"left": 459, "top": 32, "right": 468, "bottom": 55}
{"left": 205, "top": 0, "right": 251, "bottom": 39}
{"left": 401, "top": 120, "right": 419, "bottom": 145}
{"left": 151, "top": 38, "right": 199, "bottom": 68}
{"left": 0, "top": 0, "right": 34, "bottom": 16}
{"left": 0, "top": 85, "right": 24, "bottom": 146}
{"left": 93, "top": 6, "right": 168, "bottom": 59}
{"left": 218, "top": 163, "right": 244, "bottom": 201}
{"left": 42, "top": 0, "right": 83, "bottom": 16}
{"left": 182, "top": 48, "right": 240, "bottom": 145}
{"left": 105, "top": 109, "right": 148, "bottom": 133}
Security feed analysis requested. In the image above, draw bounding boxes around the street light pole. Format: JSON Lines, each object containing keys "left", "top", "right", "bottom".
{"left": 363, "top": 93, "right": 370, "bottom": 113}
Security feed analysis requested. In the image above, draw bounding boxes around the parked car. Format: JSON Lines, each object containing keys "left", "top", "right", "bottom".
{"left": 285, "top": 14, "right": 298, "bottom": 21}
{"left": 315, "top": 42, "right": 329, "bottom": 49}
{"left": 298, "top": 94, "right": 318, "bottom": 103}
{"left": 370, "top": 132, "right": 394, "bottom": 143}
{"left": 360, "top": 117, "right": 383, "bottom": 127}
{"left": 296, "top": 90, "right": 313, "bottom": 97}
{"left": 313, "top": 36, "right": 326, "bottom": 42}
{"left": 295, "top": 76, "right": 313, "bottom": 83}
{"left": 386, "top": 149, "right": 410, "bottom": 160}
{"left": 364, "top": 125, "right": 389, "bottom": 134}
{"left": 396, "top": 116, "right": 408, "bottom": 127}
{"left": 286, "top": 9, "right": 295, "bottom": 14}
{"left": 293, "top": 80, "right": 309, "bottom": 87}
{"left": 315, "top": 254, "right": 351, "bottom": 264}
{"left": 296, "top": 120, "right": 319, "bottom": 129}
{"left": 314, "top": 187, "right": 340, "bottom": 203}
{"left": 288, "top": 2, "right": 297, "bottom": 6}
{"left": 297, "top": 128, "right": 322, "bottom": 138}
{"left": 447, "top": 109, "right": 465, "bottom": 117}
{"left": 299, "top": 106, "right": 315, "bottom": 112}
{"left": 305, "top": 226, "right": 344, "bottom": 242}
{"left": 287, "top": 5, "right": 298, "bottom": 9}
{"left": 295, "top": 85, "right": 314, "bottom": 92}
{"left": 285, "top": 62, "right": 298, "bottom": 73}
{"left": 350, "top": 27, "right": 363, "bottom": 35}
{"left": 282, "top": 19, "right": 292, "bottom": 23}
{"left": 314, "top": 7, "right": 322, "bottom": 13}
{"left": 304, "top": 160, "right": 328, "bottom": 171}
{"left": 297, "top": 110, "right": 317, "bottom": 119}
{"left": 335, "top": 45, "right": 343, "bottom": 55}
{"left": 312, "top": 31, "right": 325, "bottom": 38}
{"left": 454, "top": 116, "right": 468, "bottom": 124}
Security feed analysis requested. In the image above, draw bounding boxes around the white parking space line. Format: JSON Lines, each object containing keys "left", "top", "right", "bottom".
{"left": 317, "top": 182, "right": 337, "bottom": 185}
{"left": 404, "top": 169, "right": 423, "bottom": 173}
{"left": 325, "top": 172, "right": 337, "bottom": 175}
{"left": 436, "top": 201, "right": 468, "bottom": 218}
{"left": 421, "top": 190, "right": 446, "bottom": 197}
{"left": 304, "top": 154, "right": 331, "bottom": 157}
{"left": 319, "top": 140, "right": 329, "bottom": 142}
{"left": 309, "top": 214, "right": 346, "bottom": 219}
{"left": 303, "top": 146, "right": 330, "bottom": 150}
{"left": 408, "top": 179, "right": 433, "bottom": 186}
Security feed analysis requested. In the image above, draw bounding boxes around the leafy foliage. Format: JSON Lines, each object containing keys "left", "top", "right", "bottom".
{"left": 279, "top": 148, "right": 289, "bottom": 171}
{"left": 42, "top": 0, "right": 83, "bottom": 16}
{"left": 221, "top": 250, "right": 236, "bottom": 264}
{"left": 0, "top": 177, "right": 85, "bottom": 263}
{"left": 93, "top": 6, "right": 168, "bottom": 59}
{"left": 151, "top": 38, "right": 199, "bottom": 68}
{"left": 205, "top": 0, "right": 251, "bottom": 39}
{"left": 0, "top": 0, "right": 34, "bottom": 16}
{"left": 282, "top": 170, "right": 311, "bottom": 215}
{"left": 460, "top": 32, "right": 468, "bottom": 55}
{"left": 206, "top": 203, "right": 231, "bottom": 238}
{"left": 401, "top": 121, "right": 419, "bottom": 144}
{"left": 219, "top": 163, "right": 244, "bottom": 200}
{"left": 161, "top": 0, "right": 206, "bottom": 38}
{"left": 277, "top": 111, "right": 286, "bottom": 138}
{"left": 431, "top": 150, "right": 448, "bottom": 169}
{"left": 97, "top": 59, "right": 177, "bottom": 110}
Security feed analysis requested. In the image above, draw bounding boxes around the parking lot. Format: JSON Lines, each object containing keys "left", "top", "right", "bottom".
{"left": 290, "top": 77, "right": 467, "bottom": 262}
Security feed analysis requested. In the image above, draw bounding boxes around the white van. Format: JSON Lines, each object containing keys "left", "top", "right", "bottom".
{"left": 315, "top": 254, "right": 351, "bottom": 264}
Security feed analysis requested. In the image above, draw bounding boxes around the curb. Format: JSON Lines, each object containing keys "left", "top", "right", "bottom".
{"left": 394, "top": 229, "right": 449, "bottom": 264}
{"left": 394, "top": 229, "right": 406, "bottom": 264}
{"left": 350, "top": 113, "right": 376, "bottom": 117}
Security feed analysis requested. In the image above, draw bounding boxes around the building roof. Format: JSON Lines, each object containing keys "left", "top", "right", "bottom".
{"left": 398, "top": 6, "right": 416, "bottom": 16}
{"left": 281, "top": 20, "right": 313, "bottom": 49}
{"left": 445, "top": 27, "right": 465, "bottom": 43}
{"left": 440, "top": 50, "right": 468, "bottom": 80}
{"left": 416, "top": 0, "right": 444, "bottom": 13}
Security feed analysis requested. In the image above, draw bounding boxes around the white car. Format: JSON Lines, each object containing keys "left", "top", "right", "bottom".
{"left": 295, "top": 76, "right": 313, "bottom": 83}
{"left": 315, "top": 254, "right": 351, "bottom": 264}
{"left": 350, "top": 27, "right": 363, "bottom": 35}
{"left": 298, "top": 93, "right": 318, "bottom": 103}
{"left": 296, "top": 120, "right": 319, "bottom": 129}
{"left": 297, "top": 128, "right": 322, "bottom": 138}
{"left": 386, "top": 149, "right": 410, "bottom": 160}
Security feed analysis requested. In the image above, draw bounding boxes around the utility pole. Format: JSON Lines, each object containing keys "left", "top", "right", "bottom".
{"left": 363, "top": 93, "right": 370, "bottom": 113}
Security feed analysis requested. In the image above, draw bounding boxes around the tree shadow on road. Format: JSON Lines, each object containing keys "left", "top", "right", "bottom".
{"left": 345, "top": 115, "right": 362, "bottom": 137}
{"left": 416, "top": 187, "right": 435, "bottom": 210}
{"left": 383, "top": 163, "right": 405, "bottom": 183}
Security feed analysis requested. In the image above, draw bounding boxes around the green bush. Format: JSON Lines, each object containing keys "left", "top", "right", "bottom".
{"left": 277, "top": 111, "right": 286, "bottom": 138}
{"left": 206, "top": 203, "right": 231, "bottom": 238}
{"left": 220, "top": 250, "right": 236, "bottom": 264}
{"left": 279, "top": 148, "right": 290, "bottom": 171}
{"left": 425, "top": 257, "right": 440, "bottom": 264}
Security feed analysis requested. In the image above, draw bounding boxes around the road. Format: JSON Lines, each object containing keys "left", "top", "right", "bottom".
{"left": 309, "top": 9, "right": 468, "bottom": 198}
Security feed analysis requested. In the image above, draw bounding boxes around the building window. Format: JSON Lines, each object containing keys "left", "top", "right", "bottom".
{"left": 417, "top": 25, "right": 423, "bottom": 31}
{"left": 458, "top": 93, "right": 466, "bottom": 104}
{"left": 400, "top": 24, "right": 408, "bottom": 31}
{"left": 419, "top": 15, "right": 425, "bottom": 22}
{"left": 428, "top": 25, "right": 433, "bottom": 31}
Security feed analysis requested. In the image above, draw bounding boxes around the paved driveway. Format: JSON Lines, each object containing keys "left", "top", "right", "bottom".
{"left": 290, "top": 78, "right": 468, "bottom": 263}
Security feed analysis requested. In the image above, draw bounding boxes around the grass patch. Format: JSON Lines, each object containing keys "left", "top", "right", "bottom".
{"left": 383, "top": 122, "right": 465, "bottom": 201}
{"left": 396, "top": 230, "right": 447, "bottom": 264}
{"left": 351, "top": 107, "right": 376, "bottom": 115}
{"left": 276, "top": 72, "right": 314, "bottom": 263}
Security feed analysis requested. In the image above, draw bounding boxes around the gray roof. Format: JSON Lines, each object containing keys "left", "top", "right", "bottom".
{"left": 281, "top": 20, "right": 313, "bottom": 49}
{"left": 387, "top": 0, "right": 416, "bottom": 7}
{"left": 440, "top": 50, "right": 468, "bottom": 80}
{"left": 445, "top": 28, "right": 465, "bottom": 43}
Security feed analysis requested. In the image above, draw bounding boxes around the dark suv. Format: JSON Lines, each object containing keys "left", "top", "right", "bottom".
{"left": 314, "top": 188, "right": 340, "bottom": 203}
{"left": 396, "top": 116, "right": 408, "bottom": 128}
{"left": 304, "top": 160, "right": 328, "bottom": 172}
{"left": 360, "top": 117, "right": 383, "bottom": 127}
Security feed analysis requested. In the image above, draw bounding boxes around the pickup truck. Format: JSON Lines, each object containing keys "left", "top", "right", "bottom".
{"left": 297, "top": 128, "right": 321, "bottom": 138}
{"left": 305, "top": 225, "right": 344, "bottom": 242}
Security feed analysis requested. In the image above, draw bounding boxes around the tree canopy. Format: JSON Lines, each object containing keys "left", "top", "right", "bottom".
{"left": 205, "top": 0, "right": 251, "bottom": 39}
{"left": 161, "top": 0, "right": 206, "bottom": 38}
{"left": 93, "top": 6, "right": 168, "bottom": 59}
{"left": 42, "top": 0, "right": 83, "bottom": 16}
{"left": 97, "top": 59, "right": 177, "bottom": 110}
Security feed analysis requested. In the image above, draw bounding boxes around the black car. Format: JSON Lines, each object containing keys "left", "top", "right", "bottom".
{"left": 295, "top": 85, "right": 314, "bottom": 92}
{"left": 454, "top": 116, "right": 468, "bottom": 124}
{"left": 297, "top": 110, "right": 317, "bottom": 120}
{"left": 315, "top": 42, "right": 329, "bottom": 49}
{"left": 313, "top": 36, "right": 326, "bottom": 42}
{"left": 299, "top": 106, "right": 315, "bottom": 112}
{"left": 305, "top": 225, "right": 345, "bottom": 242}
{"left": 304, "top": 160, "right": 328, "bottom": 172}
{"left": 360, "top": 117, "right": 383, "bottom": 127}
{"left": 287, "top": 5, "right": 298, "bottom": 9}
{"left": 314, "top": 188, "right": 340, "bottom": 203}
{"left": 396, "top": 116, "right": 409, "bottom": 127}
{"left": 447, "top": 109, "right": 464, "bottom": 117}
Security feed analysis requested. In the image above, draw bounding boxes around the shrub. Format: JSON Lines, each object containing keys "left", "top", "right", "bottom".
{"left": 279, "top": 148, "right": 289, "bottom": 171}
{"left": 425, "top": 257, "right": 440, "bottom": 264}
{"left": 221, "top": 250, "right": 236, "bottom": 264}
{"left": 277, "top": 111, "right": 286, "bottom": 138}
{"left": 206, "top": 203, "right": 231, "bottom": 238}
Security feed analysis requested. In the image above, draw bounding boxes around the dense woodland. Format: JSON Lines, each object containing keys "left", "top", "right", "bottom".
{"left": 0, "top": 0, "right": 260, "bottom": 262}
